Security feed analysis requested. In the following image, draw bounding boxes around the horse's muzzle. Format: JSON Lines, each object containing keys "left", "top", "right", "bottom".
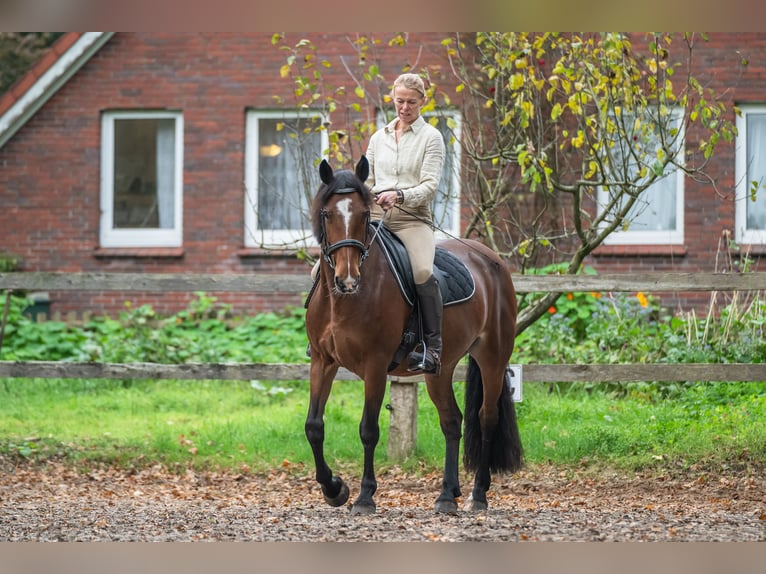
{"left": 335, "top": 274, "right": 360, "bottom": 294}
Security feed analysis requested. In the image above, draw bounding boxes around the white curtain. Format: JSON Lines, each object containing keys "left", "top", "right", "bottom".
{"left": 258, "top": 118, "right": 319, "bottom": 230}
{"left": 155, "top": 119, "right": 175, "bottom": 230}
{"left": 747, "top": 114, "right": 766, "bottom": 230}
{"left": 622, "top": 115, "right": 679, "bottom": 232}
{"left": 628, "top": 171, "right": 677, "bottom": 231}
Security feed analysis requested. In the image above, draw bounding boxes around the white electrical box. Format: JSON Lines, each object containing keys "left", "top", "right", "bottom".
{"left": 506, "top": 364, "right": 523, "bottom": 402}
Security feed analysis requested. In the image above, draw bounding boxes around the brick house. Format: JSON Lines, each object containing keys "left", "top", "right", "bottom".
{"left": 1, "top": 32, "right": 765, "bottom": 318}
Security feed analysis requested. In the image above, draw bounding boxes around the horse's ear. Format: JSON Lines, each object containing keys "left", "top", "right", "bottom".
{"left": 355, "top": 155, "right": 369, "bottom": 183}
{"left": 319, "top": 159, "right": 333, "bottom": 185}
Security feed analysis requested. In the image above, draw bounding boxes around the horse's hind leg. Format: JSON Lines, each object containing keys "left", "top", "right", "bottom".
{"left": 425, "top": 368, "right": 463, "bottom": 514}
{"left": 463, "top": 356, "right": 506, "bottom": 512}
{"left": 305, "top": 360, "right": 349, "bottom": 508}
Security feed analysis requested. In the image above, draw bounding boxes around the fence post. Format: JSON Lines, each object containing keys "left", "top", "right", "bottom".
{"left": 387, "top": 377, "right": 419, "bottom": 460}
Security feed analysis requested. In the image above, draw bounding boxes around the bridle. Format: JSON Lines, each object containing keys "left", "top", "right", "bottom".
{"left": 319, "top": 186, "right": 372, "bottom": 270}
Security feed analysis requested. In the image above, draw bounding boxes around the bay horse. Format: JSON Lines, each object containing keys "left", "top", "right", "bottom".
{"left": 304, "top": 156, "right": 522, "bottom": 514}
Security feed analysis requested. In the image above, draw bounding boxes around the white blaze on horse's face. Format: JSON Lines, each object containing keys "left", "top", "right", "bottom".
{"left": 335, "top": 197, "right": 359, "bottom": 292}
{"left": 337, "top": 198, "right": 352, "bottom": 237}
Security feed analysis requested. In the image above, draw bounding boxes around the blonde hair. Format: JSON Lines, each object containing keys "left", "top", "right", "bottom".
{"left": 392, "top": 73, "right": 426, "bottom": 99}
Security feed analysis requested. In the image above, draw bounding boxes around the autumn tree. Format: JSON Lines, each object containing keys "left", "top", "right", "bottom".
{"left": 272, "top": 32, "right": 737, "bottom": 334}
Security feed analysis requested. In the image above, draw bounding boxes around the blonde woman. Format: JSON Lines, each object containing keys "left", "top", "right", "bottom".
{"left": 366, "top": 73, "right": 446, "bottom": 374}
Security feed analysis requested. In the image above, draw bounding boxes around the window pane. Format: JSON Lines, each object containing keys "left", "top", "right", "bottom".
{"left": 746, "top": 113, "right": 766, "bottom": 230}
{"left": 608, "top": 114, "right": 679, "bottom": 232}
{"left": 430, "top": 116, "right": 458, "bottom": 232}
{"left": 625, "top": 175, "right": 677, "bottom": 231}
{"left": 257, "top": 117, "right": 322, "bottom": 230}
{"left": 113, "top": 118, "right": 176, "bottom": 229}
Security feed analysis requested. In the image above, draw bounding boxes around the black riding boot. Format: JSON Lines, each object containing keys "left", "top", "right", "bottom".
{"left": 407, "top": 274, "right": 443, "bottom": 374}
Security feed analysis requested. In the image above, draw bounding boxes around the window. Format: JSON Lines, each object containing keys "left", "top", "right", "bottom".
{"left": 599, "top": 110, "right": 684, "bottom": 245}
{"left": 100, "top": 111, "right": 184, "bottom": 248}
{"left": 735, "top": 105, "right": 766, "bottom": 244}
{"left": 375, "top": 109, "right": 462, "bottom": 239}
{"left": 244, "top": 110, "right": 328, "bottom": 248}
{"left": 428, "top": 112, "right": 462, "bottom": 239}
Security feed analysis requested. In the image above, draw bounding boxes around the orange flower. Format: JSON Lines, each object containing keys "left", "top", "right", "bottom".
{"left": 636, "top": 292, "right": 648, "bottom": 308}
{"left": 548, "top": 306, "right": 557, "bottom": 314}
{"left": 566, "top": 293, "right": 574, "bottom": 300}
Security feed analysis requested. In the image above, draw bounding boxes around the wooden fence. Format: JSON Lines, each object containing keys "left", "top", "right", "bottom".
{"left": 2, "top": 271, "right": 766, "bottom": 458}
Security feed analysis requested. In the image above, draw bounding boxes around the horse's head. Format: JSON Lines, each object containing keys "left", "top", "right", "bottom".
{"left": 311, "top": 156, "right": 373, "bottom": 294}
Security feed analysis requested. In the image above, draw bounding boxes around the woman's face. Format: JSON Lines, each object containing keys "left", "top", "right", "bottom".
{"left": 393, "top": 86, "right": 424, "bottom": 126}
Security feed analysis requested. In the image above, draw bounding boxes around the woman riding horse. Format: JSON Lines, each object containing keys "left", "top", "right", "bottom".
{"left": 305, "top": 156, "right": 522, "bottom": 515}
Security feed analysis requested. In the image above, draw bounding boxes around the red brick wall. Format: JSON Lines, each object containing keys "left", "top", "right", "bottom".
{"left": 2, "top": 32, "right": 765, "bottom": 318}
{"left": 0, "top": 32, "right": 451, "bottom": 317}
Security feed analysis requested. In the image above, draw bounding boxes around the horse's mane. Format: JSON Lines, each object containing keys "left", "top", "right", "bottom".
{"left": 310, "top": 166, "right": 373, "bottom": 243}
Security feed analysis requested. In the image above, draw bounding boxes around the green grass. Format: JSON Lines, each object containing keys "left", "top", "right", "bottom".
{"left": 2, "top": 376, "right": 765, "bottom": 476}
{"left": 2, "top": 290, "right": 765, "bottom": 476}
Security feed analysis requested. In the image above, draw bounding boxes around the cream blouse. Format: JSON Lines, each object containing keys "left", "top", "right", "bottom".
{"left": 365, "top": 115, "right": 445, "bottom": 224}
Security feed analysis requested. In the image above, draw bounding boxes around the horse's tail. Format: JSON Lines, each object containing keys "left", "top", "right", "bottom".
{"left": 463, "top": 356, "right": 524, "bottom": 473}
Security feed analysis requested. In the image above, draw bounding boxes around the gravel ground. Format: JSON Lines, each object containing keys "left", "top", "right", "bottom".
{"left": 0, "top": 460, "right": 764, "bottom": 542}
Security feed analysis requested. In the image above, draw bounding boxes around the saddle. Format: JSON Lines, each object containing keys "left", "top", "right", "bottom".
{"left": 371, "top": 221, "right": 475, "bottom": 371}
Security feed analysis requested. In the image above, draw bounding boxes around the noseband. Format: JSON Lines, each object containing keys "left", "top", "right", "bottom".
{"left": 320, "top": 186, "right": 371, "bottom": 270}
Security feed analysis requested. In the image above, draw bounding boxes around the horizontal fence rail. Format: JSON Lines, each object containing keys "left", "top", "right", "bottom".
{"left": 3, "top": 271, "right": 766, "bottom": 293}
{"left": 1, "top": 361, "right": 765, "bottom": 383}
{"left": 3, "top": 270, "right": 766, "bottom": 458}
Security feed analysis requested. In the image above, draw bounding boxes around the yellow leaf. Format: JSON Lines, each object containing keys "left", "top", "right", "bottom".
{"left": 354, "top": 86, "right": 365, "bottom": 99}
{"left": 456, "top": 83, "right": 465, "bottom": 93}
{"left": 279, "top": 64, "right": 290, "bottom": 79}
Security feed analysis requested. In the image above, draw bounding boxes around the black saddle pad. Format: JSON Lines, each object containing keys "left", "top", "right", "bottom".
{"left": 372, "top": 221, "right": 475, "bottom": 306}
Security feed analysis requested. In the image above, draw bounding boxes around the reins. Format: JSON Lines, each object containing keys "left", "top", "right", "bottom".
{"left": 319, "top": 182, "right": 494, "bottom": 271}
{"left": 391, "top": 203, "right": 499, "bottom": 262}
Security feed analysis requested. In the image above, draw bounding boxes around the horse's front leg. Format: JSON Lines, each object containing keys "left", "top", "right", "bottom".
{"left": 350, "top": 373, "right": 387, "bottom": 515}
{"left": 305, "top": 359, "right": 349, "bottom": 508}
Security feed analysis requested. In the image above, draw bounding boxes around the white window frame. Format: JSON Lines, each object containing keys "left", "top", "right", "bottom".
{"left": 375, "top": 109, "right": 462, "bottom": 240}
{"left": 599, "top": 110, "right": 685, "bottom": 246}
{"left": 99, "top": 110, "right": 184, "bottom": 248}
{"left": 735, "top": 104, "right": 766, "bottom": 244}
{"left": 244, "top": 110, "right": 328, "bottom": 248}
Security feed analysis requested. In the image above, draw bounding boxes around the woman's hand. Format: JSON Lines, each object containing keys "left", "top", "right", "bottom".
{"left": 375, "top": 190, "right": 399, "bottom": 211}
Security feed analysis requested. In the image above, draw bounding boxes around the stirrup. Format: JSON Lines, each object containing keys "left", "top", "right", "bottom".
{"left": 407, "top": 345, "right": 441, "bottom": 375}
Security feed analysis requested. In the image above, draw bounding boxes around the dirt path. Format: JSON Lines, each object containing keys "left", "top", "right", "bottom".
{"left": 1, "top": 460, "right": 764, "bottom": 542}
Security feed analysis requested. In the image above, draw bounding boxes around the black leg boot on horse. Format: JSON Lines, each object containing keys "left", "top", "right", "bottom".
{"left": 407, "top": 274, "right": 443, "bottom": 375}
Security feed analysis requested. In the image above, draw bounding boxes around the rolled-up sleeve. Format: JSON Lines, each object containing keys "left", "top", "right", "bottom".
{"left": 401, "top": 128, "right": 444, "bottom": 208}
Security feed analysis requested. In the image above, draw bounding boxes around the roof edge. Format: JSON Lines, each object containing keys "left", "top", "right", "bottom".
{"left": 0, "top": 32, "right": 115, "bottom": 150}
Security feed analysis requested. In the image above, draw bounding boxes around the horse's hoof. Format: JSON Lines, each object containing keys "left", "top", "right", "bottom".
{"left": 434, "top": 499, "right": 458, "bottom": 515}
{"left": 323, "top": 481, "right": 350, "bottom": 507}
{"left": 464, "top": 496, "right": 488, "bottom": 512}
{"left": 350, "top": 500, "right": 376, "bottom": 515}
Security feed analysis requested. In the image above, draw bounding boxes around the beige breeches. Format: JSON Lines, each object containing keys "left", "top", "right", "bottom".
{"left": 387, "top": 220, "right": 435, "bottom": 284}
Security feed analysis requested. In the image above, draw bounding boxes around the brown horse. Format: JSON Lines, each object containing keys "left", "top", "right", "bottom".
{"left": 305, "top": 156, "right": 522, "bottom": 514}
